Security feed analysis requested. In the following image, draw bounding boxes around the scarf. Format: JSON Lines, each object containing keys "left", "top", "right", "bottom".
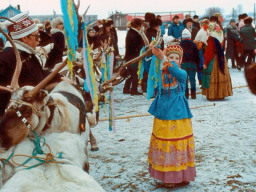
{"left": 195, "top": 28, "right": 209, "bottom": 45}
{"left": 207, "top": 23, "right": 224, "bottom": 44}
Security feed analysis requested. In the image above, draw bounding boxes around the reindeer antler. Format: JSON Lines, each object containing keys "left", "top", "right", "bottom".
{"left": 140, "top": 27, "right": 149, "bottom": 47}
{"left": 100, "top": 34, "right": 162, "bottom": 92}
{"left": 27, "top": 58, "right": 68, "bottom": 98}
{"left": 0, "top": 17, "right": 22, "bottom": 91}
{"left": 86, "top": 20, "right": 97, "bottom": 31}
{"left": 72, "top": 0, "right": 91, "bottom": 44}
{"left": 0, "top": 86, "right": 13, "bottom": 92}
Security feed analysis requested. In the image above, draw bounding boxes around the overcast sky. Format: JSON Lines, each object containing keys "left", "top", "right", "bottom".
{"left": 1, "top": 0, "right": 256, "bottom": 19}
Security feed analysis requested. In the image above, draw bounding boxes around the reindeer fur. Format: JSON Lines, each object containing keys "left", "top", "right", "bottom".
{"left": 0, "top": 132, "right": 104, "bottom": 192}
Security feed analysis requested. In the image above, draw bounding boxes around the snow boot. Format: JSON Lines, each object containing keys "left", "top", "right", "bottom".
{"left": 191, "top": 90, "right": 196, "bottom": 99}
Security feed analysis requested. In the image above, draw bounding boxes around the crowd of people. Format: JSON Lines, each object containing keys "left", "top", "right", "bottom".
{"left": 0, "top": 9, "right": 255, "bottom": 190}
{"left": 120, "top": 11, "right": 254, "bottom": 189}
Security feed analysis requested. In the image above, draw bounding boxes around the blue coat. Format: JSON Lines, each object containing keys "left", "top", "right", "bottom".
{"left": 168, "top": 23, "right": 184, "bottom": 39}
{"left": 160, "top": 23, "right": 166, "bottom": 36}
{"left": 148, "top": 59, "right": 193, "bottom": 120}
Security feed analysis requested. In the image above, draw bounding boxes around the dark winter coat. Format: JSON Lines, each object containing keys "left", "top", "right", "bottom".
{"left": 0, "top": 44, "right": 61, "bottom": 116}
{"left": 180, "top": 39, "right": 200, "bottom": 70}
{"left": 87, "top": 35, "right": 95, "bottom": 46}
{"left": 45, "top": 31, "right": 65, "bottom": 69}
{"left": 99, "top": 32, "right": 116, "bottom": 47}
{"left": 145, "top": 27, "right": 164, "bottom": 50}
{"left": 168, "top": 22, "right": 184, "bottom": 39}
{"left": 226, "top": 25, "right": 241, "bottom": 59}
{"left": 191, "top": 27, "right": 199, "bottom": 41}
{"left": 193, "top": 21, "right": 200, "bottom": 30}
{"left": 240, "top": 24, "right": 256, "bottom": 50}
{"left": 99, "top": 31, "right": 119, "bottom": 55}
{"left": 124, "top": 28, "right": 144, "bottom": 68}
{"left": 111, "top": 27, "right": 120, "bottom": 55}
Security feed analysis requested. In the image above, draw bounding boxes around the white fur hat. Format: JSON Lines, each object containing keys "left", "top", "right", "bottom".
{"left": 50, "top": 17, "right": 63, "bottom": 29}
{"left": 182, "top": 28, "right": 191, "bottom": 39}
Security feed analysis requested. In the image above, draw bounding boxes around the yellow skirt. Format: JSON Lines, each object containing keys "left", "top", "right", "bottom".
{"left": 148, "top": 117, "right": 195, "bottom": 172}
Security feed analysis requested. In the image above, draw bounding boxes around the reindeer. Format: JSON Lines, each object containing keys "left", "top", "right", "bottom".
{"left": 0, "top": 22, "right": 98, "bottom": 162}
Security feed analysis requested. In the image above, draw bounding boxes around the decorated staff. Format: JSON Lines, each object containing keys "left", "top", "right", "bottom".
{"left": 60, "top": 0, "right": 78, "bottom": 77}
{"left": 99, "top": 41, "right": 115, "bottom": 131}
{"left": 60, "top": 0, "right": 99, "bottom": 112}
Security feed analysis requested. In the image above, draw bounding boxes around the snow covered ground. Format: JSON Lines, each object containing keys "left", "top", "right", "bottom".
{"left": 88, "top": 30, "right": 256, "bottom": 191}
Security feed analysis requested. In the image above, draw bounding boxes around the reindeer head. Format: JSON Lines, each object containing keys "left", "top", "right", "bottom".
{"left": 0, "top": 22, "right": 68, "bottom": 151}
{"left": 0, "top": 87, "right": 49, "bottom": 151}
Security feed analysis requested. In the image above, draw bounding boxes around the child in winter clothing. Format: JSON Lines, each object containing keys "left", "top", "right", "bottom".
{"left": 180, "top": 28, "right": 200, "bottom": 99}
{"left": 148, "top": 45, "right": 196, "bottom": 188}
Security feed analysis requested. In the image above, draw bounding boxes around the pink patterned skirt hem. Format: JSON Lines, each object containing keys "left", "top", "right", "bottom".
{"left": 149, "top": 164, "right": 196, "bottom": 183}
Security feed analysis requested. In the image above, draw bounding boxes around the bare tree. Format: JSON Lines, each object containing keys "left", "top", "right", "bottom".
{"left": 236, "top": 4, "right": 243, "bottom": 15}
{"left": 204, "top": 7, "right": 224, "bottom": 17}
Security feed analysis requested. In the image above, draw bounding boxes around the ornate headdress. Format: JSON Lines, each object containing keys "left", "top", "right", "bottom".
{"left": 163, "top": 45, "right": 183, "bottom": 61}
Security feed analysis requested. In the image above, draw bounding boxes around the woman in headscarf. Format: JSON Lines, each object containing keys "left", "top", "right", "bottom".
{"left": 194, "top": 19, "right": 210, "bottom": 86}
{"left": 87, "top": 28, "right": 96, "bottom": 46}
{"left": 202, "top": 23, "right": 233, "bottom": 100}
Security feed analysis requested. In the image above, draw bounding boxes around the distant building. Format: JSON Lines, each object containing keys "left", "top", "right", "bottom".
{"left": 0, "top": 5, "right": 97, "bottom": 25}
{"left": 0, "top": 5, "right": 21, "bottom": 21}
{"left": 30, "top": 14, "right": 98, "bottom": 25}
{"left": 110, "top": 11, "right": 196, "bottom": 30}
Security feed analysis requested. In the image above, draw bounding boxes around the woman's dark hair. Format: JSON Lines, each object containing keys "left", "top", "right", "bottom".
{"left": 244, "top": 17, "right": 253, "bottom": 25}
{"left": 145, "top": 12, "right": 155, "bottom": 22}
{"left": 149, "top": 18, "right": 162, "bottom": 28}
{"left": 193, "top": 15, "right": 199, "bottom": 19}
{"left": 241, "top": 13, "right": 248, "bottom": 20}
{"left": 173, "top": 15, "right": 179, "bottom": 21}
{"left": 93, "top": 26, "right": 100, "bottom": 33}
{"left": 131, "top": 18, "right": 144, "bottom": 28}
{"left": 210, "top": 16, "right": 218, "bottom": 22}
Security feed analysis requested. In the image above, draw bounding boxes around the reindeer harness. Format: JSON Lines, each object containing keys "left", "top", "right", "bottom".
{"left": 56, "top": 91, "right": 86, "bottom": 132}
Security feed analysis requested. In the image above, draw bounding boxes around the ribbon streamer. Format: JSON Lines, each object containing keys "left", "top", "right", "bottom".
{"left": 60, "top": 0, "right": 78, "bottom": 76}
{"left": 82, "top": 22, "right": 98, "bottom": 111}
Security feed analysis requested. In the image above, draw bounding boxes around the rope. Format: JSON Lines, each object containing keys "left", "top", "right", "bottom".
{"left": 99, "top": 103, "right": 216, "bottom": 121}
{"left": 2, "top": 152, "right": 14, "bottom": 166}
{"left": 10, "top": 131, "right": 64, "bottom": 170}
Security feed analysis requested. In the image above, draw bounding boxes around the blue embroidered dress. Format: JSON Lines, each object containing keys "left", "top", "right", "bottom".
{"left": 147, "top": 57, "right": 196, "bottom": 184}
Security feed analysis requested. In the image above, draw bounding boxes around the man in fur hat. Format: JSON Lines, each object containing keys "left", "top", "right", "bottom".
{"left": 123, "top": 18, "right": 144, "bottom": 95}
{"left": 0, "top": 11, "right": 65, "bottom": 116}
{"left": 184, "top": 18, "right": 199, "bottom": 40}
{"left": 240, "top": 17, "right": 256, "bottom": 67}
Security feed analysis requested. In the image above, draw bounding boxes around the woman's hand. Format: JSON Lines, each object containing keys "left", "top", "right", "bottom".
{"left": 152, "top": 46, "right": 164, "bottom": 60}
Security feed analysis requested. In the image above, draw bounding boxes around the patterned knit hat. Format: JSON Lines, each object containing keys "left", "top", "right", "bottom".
{"left": 4, "top": 11, "right": 38, "bottom": 40}
{"left": 163, "top": 45, "right": 183, "bottom": 59}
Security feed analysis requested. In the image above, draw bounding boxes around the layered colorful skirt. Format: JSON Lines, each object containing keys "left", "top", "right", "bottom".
{"left": 202, "top": 55, "right": 233, "bottom": 99}
{"left": 148, "top": 117, "right": 196, "bottom": 183}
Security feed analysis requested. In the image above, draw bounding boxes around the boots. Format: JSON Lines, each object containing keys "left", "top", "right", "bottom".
{"left": 185, "top": 91, "right": 189, "bottom": 99}
{"left": 191, "top": 89, "right": 196, "bottom": 99}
